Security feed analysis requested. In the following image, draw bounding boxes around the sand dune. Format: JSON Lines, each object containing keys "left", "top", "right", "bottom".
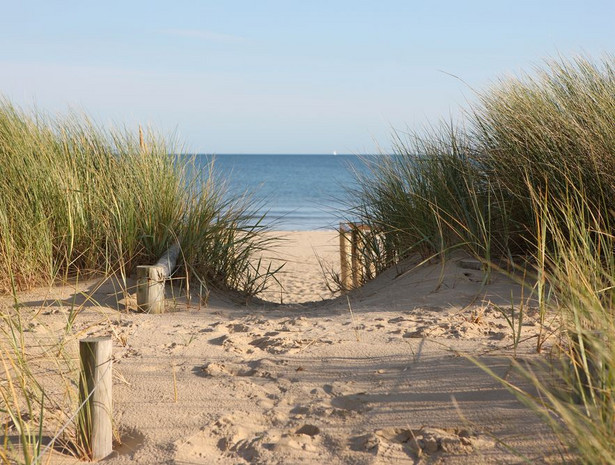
{"left": 1, "top": 231, "right": 563, "bottom": 464}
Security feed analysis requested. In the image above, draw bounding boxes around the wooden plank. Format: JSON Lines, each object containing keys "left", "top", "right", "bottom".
{"left": 78, "top": 337, "right": 113, "bottom": 461}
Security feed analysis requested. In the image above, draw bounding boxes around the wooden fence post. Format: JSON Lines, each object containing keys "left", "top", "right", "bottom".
{"left": 136, "top": 265, "right": 166, "bottom": 313}
{"left": 350, "top": 228, "right": 361, "bottom": 289}
{"left": 339, "top": 223, "right": 353, "bottom": 290}
{"left": 136, "top": 243, "right": 180, "bottom": 313}
{"left": 78, "top": 337, "right": 113, "bottom": 461}
{"left": 341, "top": 223, "right": 374, "bottom": 290}
{"left": 358, "top": 224, "right": 373, "bottom": 282}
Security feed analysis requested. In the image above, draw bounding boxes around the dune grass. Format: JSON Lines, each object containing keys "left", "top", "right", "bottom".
{"left": 351, "top": 55, "right": 615, "bottom": 263}
{"left": 350, "top": 55, "right": 615, "bottom": 462}
{"left": 0, "top": 100, "right": 280, "bottom": 462}
{"left": 484, "top": 180, "right": 615, "bottom": 464}
{"left": 350, "top": 125, "right": 506, "bottom": 267}
{"left": 0, "top": 100, "right": 278, "bottom": 296}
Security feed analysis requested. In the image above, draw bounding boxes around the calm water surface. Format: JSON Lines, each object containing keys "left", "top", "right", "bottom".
{"left": 195, "top": 154, "right": 372, "bottom": 230}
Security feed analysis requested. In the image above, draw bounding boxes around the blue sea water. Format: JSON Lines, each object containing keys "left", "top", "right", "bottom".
{"left": 195, "top": 154, "right": 372, "bottom": 231}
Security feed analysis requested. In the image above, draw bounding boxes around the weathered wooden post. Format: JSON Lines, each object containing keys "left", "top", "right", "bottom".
{"left": 360, "top": 224, "right": 374, "bottom": 280}
{"left": 350, "top": 227, "right": 361, "bottom": 289}
{"left": 136, "top": 265, "right": 166, "bottom": 313}
{"left": 339, "top": 223, "right": 353, "bottom": 290}
{"left": 78, "top": 337, "right": 113, "bottom": 461}
{"left": 350, "top": 224, "right": 372, "bottom": 288}
{"left": 136, "top": 243, "right": 180, "bottom": 313}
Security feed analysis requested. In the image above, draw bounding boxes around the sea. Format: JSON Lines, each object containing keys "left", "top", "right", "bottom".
{"left": 194, "top": 154, "right": 373, "bottom": 231}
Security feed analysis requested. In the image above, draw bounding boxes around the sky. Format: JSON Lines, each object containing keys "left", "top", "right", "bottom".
{"left": 0, "top": 1, "right": 613, "bottom": 154}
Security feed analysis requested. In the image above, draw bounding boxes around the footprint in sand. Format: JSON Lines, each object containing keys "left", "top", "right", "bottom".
{"left": 294, "top": 424, "right": 320, "bottom": 437}
{"left": 175, "top": 414, "right": 262, "bottom": 464}
{"left": 290, "top": 402, "right": 353, "bottom": 422}
{"left": 321, "top": 383, "right": 372, "bottom": 414}
{"left": 227, "top": 322, "right": 251, "bottom": 333}
{"left": 176, "top": 413, "right": 326, "bottom": 464}
{"left": 330, "top": 392, "right": 372, "bottom": 413}
{"left": 248, "top": 333, "right": 333, "bottom": 354}
{"left": 197, "top": 361, "right": 256, "bottom": 377}
{"left": 208, "top": 334, "right": 247, "bottom": 353}
{"left": 196, "top": 358, "right": 280, "bottom": 379}
{"left": 354, "top": 426, "right": 495, "bottom": 459}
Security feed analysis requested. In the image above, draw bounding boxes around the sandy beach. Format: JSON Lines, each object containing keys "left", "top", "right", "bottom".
{"left": 258, "top": 230, "right": 342, "bottom": 304}
{"left": 2, "top": 230, "right": 563, "bottom": 464}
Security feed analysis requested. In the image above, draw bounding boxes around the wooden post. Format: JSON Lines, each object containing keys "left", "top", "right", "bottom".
{"left": 339, "top": 223, "right": 353, "bottom": 290}
{"left": 350, "top": 228, "right": 360, "bottom": 289}
{"left": 136, "top": 243, "right": 180, "bottom": 313}
{"left": 358, "top": 224, "right": 373, "bottom": 281}
{"left": 366, "top": 228, "right": 378, "bottom": 279}
{"left": 136, "top": 265, "right": 166, "bottom": 313}
{"left": 78, "top": 337, "right": 113, "bottom": 461}
{"left": 350, "top": 224, "right": 372, "bottom": 287}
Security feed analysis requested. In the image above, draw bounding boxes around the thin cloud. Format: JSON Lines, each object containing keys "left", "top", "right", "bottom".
{"left": 163, "top": 28, "right": 246, "bottom": 44}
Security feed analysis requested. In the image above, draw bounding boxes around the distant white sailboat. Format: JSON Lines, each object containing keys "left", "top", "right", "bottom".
{"left": 333, "top": 150, "right": 337, "bottom": 156}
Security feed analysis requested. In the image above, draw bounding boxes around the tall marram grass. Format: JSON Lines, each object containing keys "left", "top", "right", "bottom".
{"left": 351, "top": 125, "right": 510, "bottom": 268}
{"left": 472, "top": 56, "right": 615, "bottom": 254}
{"left": 351, "top": 55, "right": 615, "bottom": 462}
{"left": 0, "top": 101, "right": 279, "bottom": 463}
{"left": 490, "top": 180, "right": 615, "bottom": 464}
{"left": 352, "top": 55, "right": 615, "bottom": 263}
{"left": 0, "top": 100, "right": 278, "bottom": 296}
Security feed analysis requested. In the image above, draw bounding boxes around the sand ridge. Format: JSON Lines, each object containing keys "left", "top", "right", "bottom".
{"left": 1, "top": 231, "right": 564, "bottom": 464}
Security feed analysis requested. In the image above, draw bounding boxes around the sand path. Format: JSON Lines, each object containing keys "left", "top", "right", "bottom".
{"left": 2, "top": 231, "right": 563, "bottom": 464}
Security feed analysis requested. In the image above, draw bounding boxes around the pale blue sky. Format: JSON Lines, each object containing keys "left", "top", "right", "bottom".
{"left": 1, "top": 1, "right": 613, "bottom": 153}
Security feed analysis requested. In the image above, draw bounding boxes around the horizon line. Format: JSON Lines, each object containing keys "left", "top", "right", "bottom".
{"left": 184, "top": 152, "right": 387, "bottom": 156}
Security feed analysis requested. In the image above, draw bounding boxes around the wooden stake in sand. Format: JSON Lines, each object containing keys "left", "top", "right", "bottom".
{"left": 340, "top": 223, "right": 372, "bottom": 290}
{"left": 78, "top": 337, "right": 113, "bottom": 461}
{"left": 350, "top": 227, "right": 361, "bottom": 289}
{"left": 136, "top": 243, "right": 180, "bottom": 313}
{"left": 339, "top": 223, "right": 353, "bottom": 290}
